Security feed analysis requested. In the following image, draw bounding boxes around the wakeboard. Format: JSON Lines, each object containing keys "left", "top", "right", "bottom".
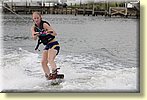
{"left": 50, "top": 74, "right": 64, "bottom": 85}
{"left": 56, "top": 74, "right": 64, "bottom": 79}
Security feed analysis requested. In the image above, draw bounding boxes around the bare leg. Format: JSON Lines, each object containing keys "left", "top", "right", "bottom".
{"left": 48, "top": 48, "right": 57, "bottom": 72}
{"left": 41, "top": 50, "right": 50, "bottom": 74}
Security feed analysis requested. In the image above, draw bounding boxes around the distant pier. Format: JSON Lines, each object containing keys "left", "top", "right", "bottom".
{"left": 2, "top": 2, "right": 140, "bottom": 18}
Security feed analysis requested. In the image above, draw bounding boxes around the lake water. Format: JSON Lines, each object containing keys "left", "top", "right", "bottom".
{"left": 1, "top": 14, "right": 139, "bottom": 92}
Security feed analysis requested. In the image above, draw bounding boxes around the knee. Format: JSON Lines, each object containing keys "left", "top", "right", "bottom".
{"left": 41, "top": 60, "right": 48, "bottom": 65}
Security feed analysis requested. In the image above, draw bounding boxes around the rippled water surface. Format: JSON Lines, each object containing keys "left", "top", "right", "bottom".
{"left": 1, "top": 14, "right": 139, "bottom": 92}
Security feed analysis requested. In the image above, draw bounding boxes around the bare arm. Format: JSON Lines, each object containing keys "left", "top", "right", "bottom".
{"left": 31, "top": 26, "right": 38, "bottom": 40}
{"left": 43, "top": 23, "right": 57, "bottom": 36}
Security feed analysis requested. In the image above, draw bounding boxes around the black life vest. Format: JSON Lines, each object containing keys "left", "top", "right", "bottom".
{"left": 34, "top": 20, "right": 50, "bottom": 32}
{"left": 34, "top": 20, "right": 55, "bottom": 50}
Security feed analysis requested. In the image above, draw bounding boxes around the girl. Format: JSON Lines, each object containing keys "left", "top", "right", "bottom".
{"left": 31, "top": 12, "right": 60, "bottom": 80}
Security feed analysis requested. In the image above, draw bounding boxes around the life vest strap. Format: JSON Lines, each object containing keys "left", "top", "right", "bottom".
{"left": 34, "top": 34, "right": 55, "bottom": 51}
{"left": 35, "top": 39, "right": 42, "bottom": 51}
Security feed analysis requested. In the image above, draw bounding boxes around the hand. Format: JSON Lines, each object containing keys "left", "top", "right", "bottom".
{"left": 34, "top": 32, "right": 40, "bottom": 36}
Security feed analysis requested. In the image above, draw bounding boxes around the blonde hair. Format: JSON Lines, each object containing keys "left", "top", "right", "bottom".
{"left": 32, "top": 11, "right": 42, "bottom": 19}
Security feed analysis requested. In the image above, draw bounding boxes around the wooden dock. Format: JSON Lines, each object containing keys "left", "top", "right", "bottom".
{"left": 75, "top": 9, "right": 107, "bottom": 16}
{"left": 3, "top": 5, "right": 108, "bottom": 16}
{"left": 108, "top": 7, "right": 127, "bottom": 17}
{"left": 2, "top": 2, "right": 139, "bottom": 18}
